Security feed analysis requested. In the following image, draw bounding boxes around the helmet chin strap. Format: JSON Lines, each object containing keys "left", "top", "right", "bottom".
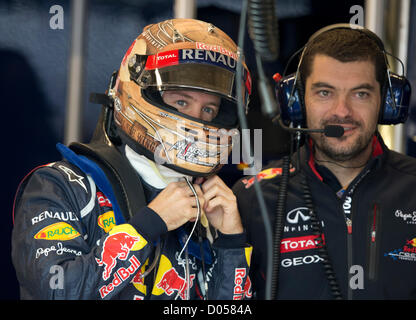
{"left": 124, "top": 144, "right": 191, "bottom": 189}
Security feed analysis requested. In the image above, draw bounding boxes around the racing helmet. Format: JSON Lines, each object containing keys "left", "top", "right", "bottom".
{"left": 110, "top": 18, "right": 252, "bottom": 177}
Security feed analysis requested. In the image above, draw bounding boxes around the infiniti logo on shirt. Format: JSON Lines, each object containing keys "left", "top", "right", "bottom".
{"left": 287, "top": 207, "right": 311, "bottom": 224}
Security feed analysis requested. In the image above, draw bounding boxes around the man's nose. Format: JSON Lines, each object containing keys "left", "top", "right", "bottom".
{"left": 332, "top": 95, "right": 352, "bottom": 118}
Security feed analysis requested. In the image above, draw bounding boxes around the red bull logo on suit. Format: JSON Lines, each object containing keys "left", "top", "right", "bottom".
{"left": 151, "top": 254, "right": 196, "bottom": 300}
{"left": 156, "top": 268, "right": 196, "bottom": 300}
{"left": 96, "top": 232, "right": 140, "bottom": 280}
{"left": 95, "top": 224, "right": 148, "bottom": 298}
{"left": 99, "top": 255, "right": 141, "bottom": 298}
{"left": 96, "top": 224, "right": 147, "bottom": 280}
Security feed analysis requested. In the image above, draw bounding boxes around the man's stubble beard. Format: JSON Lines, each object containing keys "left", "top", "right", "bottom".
{"left": 312, "top": 128, "right": 374, "bottom": 162}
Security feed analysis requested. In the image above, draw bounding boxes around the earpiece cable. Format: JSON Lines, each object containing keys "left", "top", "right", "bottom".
{"left": 174, "top": 177, "right": 201, "bottom": 300}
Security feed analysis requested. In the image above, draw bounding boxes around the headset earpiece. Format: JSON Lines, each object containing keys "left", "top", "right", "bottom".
{"left": 276, "top": 74, "right": 302, "bottom": 126}
{"left": 379, "top": 73, "right": 411, "bottom": 124}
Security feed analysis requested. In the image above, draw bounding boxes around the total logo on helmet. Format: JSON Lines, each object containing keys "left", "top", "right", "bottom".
{"left": 96, "top": 224, "right": 147, "bottom": 281}
{"left": 145, "top": 48, "right": 238, "bottom": 72}
{"left": 152, "top": 254, "right": 195, "bottom": 300}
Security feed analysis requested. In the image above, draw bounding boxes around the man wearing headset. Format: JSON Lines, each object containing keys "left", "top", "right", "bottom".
{"left": 234, "top": 24, "right": 414, "bottom": 299}
{"left": 12, "top": 19, "right": 252, "bottom": 300}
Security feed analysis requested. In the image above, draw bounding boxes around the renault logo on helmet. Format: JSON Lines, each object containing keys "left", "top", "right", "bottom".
{"left": 181, "top": 49, "right": 236, "bottom": 70}
{"left": 287, "top": 207, "right": 311, "bottom": 224}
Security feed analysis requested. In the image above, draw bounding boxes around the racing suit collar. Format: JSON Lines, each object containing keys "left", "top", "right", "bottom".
{"left": 124, "top": 144, "right": 191, "bottom": 189}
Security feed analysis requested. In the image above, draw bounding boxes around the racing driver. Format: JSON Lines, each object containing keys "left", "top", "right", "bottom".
{"left": 12, "top": 18, "right": 253, "bottom": 300}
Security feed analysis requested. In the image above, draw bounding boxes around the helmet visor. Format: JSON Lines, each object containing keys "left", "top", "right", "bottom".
{"left": 130, "top": 48, "right": 251, "bottom": 127}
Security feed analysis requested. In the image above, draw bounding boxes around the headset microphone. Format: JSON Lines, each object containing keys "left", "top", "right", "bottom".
{"left": 276, "top": 116, "right": 345, "bottom": 138}
{"left": 320, "top": 125, "right": 345, "bottom": 138}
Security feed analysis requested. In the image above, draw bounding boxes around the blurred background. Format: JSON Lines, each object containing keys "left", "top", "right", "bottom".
{"left": 1, "top": 0, "right": 414, "bottom": 299}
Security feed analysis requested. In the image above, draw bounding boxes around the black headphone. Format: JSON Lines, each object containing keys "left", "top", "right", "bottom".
{"left": 276, "top": 23, "right": 411, "bottom": 127}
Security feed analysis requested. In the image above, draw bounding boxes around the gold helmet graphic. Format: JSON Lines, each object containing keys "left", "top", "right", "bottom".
{"left": 110, "top": 18, "right": 252, "bottom": 176}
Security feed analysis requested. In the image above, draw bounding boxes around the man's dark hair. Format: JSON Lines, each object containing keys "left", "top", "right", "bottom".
{"left": 299, "top": 28, "right": 387, "bottom": 92}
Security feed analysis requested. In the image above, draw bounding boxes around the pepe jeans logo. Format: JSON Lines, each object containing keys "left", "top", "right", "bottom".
{"left": 394, "top": 209, "right": 416, "bottom": 225}
{"left": 36, "top": 242, "right": 82, "bottom": 259}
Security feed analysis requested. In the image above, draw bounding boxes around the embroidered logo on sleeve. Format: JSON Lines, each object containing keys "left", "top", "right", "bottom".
{"left": 34, "top": 222, "right": 80, "bottom": 240}
{"left": 58, "top": 165, "right": 87, "bottom": 192}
